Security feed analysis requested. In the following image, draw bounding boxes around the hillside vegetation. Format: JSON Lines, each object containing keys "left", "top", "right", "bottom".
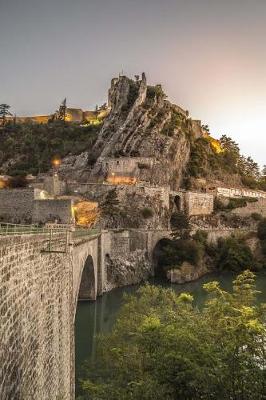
{"left": 186, "top": 135, "right": 266, "bottom": 191}
{"left": 0, "top": 121, "right": 100, "bottom": 175}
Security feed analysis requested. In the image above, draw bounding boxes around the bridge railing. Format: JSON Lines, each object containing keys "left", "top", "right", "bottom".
{"left": 0, "top": 223, "right": 100, "bottom": 253}
{"left": 0, "top": 223, "right": 53, "bottom": 236}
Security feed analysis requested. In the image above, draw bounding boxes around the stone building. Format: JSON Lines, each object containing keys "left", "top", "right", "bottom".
{"left": 0, "top": 187, "right": 73, "bottom": 224}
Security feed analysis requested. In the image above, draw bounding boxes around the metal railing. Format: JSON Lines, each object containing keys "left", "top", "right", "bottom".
{"left": 0, "top": 223, "right": 100, "bottom": 253}
{"left": 0, "top": 223, "right": 51, "bottom": 236}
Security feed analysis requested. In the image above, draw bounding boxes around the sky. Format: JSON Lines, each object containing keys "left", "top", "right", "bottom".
{"left": 0, "top": 0, "right": 265, "bottom": 166}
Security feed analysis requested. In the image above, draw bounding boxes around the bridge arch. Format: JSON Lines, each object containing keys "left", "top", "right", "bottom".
{"left": 78, "top": 255, "right": 96, "bottom": 301}
{"left": 72, "top": 238, "right": 100, "bottom": 316}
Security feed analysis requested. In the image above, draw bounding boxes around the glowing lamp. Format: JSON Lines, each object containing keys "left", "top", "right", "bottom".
{"left": 51, "top": 157, "right": 62, "bottom": 168}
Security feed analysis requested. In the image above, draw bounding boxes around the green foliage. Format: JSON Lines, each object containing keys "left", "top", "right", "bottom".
{"left": 141, "top": 207, "right": 154, "bottom": 219}
{"left": 251, "top": 212, "right": 262, "bottom": 221}
{"left": 0, "top": 103, "right": 12, "bottom": 126}
{"left": 186, "top": 134, "right": 265, "bottom": 192}
{"left": 257, "top": 218, "right": 266, "bottom": 240}
{"left": 100, "top": 189, "right": 120, "bottom": 217}
{"left": 80, "top": 271, "right": 266, "bottom": 400}
{"left": 215, "top": 236, "right": 254, "bottom": 272}
{"left": 155, "top": 238, "right": 203, "bottom": 271}
{"left": 187, "top": 137, "right": 213, "bottom": 178}
{"left": 161, "top": 111, "right": 183, "bottom": 137}
{"left": 170, "top": 211, "right": 189, "bottom": 230}
{"left": 227, "top": 197, "right": 247, "bottom": 209}
{"left": 0, "top": 122, "right": 100, "bottom": 175}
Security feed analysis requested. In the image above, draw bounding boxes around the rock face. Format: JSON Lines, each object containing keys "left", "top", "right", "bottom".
{"left": 104, "top": 249, "right": 151, "bottom": 291}
{"left": 89, "top": 73, "right": 197, "bottom": 189}
{"left": 167, "top": 262, "right": 209, "bottom": 284}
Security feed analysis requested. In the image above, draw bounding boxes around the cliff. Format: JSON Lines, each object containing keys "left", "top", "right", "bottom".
{"left": 89, "top": 73, "right": 197, "bottom": 189}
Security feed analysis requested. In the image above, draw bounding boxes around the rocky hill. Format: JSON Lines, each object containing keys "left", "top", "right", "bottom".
{"left": 1, "top": 73, "right": 265, "bottom": 191}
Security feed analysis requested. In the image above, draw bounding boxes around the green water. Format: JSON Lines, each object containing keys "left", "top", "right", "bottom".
{"left": 75, "top": 272, "right": 266, "bottom": 396}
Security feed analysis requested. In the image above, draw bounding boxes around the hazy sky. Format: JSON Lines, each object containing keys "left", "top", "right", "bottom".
{"left": 0, "top": 0, "right": 265, "bottom": 166}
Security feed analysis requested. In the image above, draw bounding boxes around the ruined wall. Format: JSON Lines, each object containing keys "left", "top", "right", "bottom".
{"left": 185, "top": 192, "right": 214, "bottom": 216}
{"left": 172, "top": 191, "right": 214, "bottom": 217}
{"left": 0, "top": 234, "right": 72, "bottom": 400}
{"left": 33, "top": 199, "right": 73, "bottom": 224}
{"left": 100, "top": 157, "right": 155, "bottom": 176}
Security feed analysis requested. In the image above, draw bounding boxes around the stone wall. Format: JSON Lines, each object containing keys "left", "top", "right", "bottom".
{"left": 0, "top": 234, "right": 72, "bottom": 400}
{"left": 0, "top": 188, "right": 73, "bottom": 224}
{"left": 99, "top": 157, "right": 155, "bottom": 176}
{"left": 43, "top": 174, "right": 66, "bottom": 196}
{"left": 172, "top": 191, "right": 214, "bottom": 216}
{"left": 67, "top": 183, "right": 170, "bottom": 229}
{"left": 211, "top": 187, "right": 266, "bottom": 199}
{"left": 0, "top": 188, "right": 36, "bottom": 223}
{"left": 185, "top": 192, "right": 214, "bottom": 216}
{"left": 33, "top": 199, "right": 73, "bottom": 224}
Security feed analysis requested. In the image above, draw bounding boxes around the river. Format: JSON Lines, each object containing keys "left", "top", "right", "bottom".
{"left": 75, "top": 272, "right": 266, "bottom": 397}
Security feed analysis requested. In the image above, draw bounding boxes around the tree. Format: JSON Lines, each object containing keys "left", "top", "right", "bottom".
{"left": 215, "top": 236, "right": 254, "bottom": 272}
{"left": 80, "top": 271, "right": 266, "bottom": 400}
{"left": 100, "top": 189, "right": 121, "bottom": 227}
{"left": 257, "top": 218, "right": 266, "bottom": 240}
{"left": 0, "top": 104, "right": 12, "bottom": 126}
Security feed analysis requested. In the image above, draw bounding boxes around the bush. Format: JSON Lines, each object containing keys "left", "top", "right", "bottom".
{"left": 227, "top": 197, "right": 247, "bottom": 209}
{"left": 251, "top": 212, "right": 262, "bottom": 221}
{"left": 216, "top": 236, "right": 254, "bottom": 272}
{"left": 170, "top": 211, "right": 189, "bottom": 230}
{"left": 260, "top": 239, "right": 266, "bottom": 256}
{"left": 257, "top": 218, "right": 266, "bottom": 240}
{"left": 156, "top": 238, "right": 203, "bottom": 270}
{"left": 0, "top": 121, "right": 100, "bottom": 175}
{"left": 141, "top": 207, "right": 154, "bottom": 219}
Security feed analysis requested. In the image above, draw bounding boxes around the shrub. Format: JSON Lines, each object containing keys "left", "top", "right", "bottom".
{"left": 156, "top": 238, "right": 203, "bottom": 270}
{"left": 216, "top": 236, "right": 254, "bottom": 272}
{"left": 214, "top": 197, "right": 226, "bottom": 211}
{"left": 257, "top": 218, "right": 266, "bottom": 240}
{"left": 227, "top": 197, "right": 247, "bottom": 210}
{"left": 260, "top": 239, "right": 266, "bottom": 256}
{"left": 170, "top": 211, "right": 189, "bottom": 230}
{"left": 251, "top": 212, "right": 262, "bottom": 221}
{"left": 141, "top": 207, "right": 154, "bottom": 219}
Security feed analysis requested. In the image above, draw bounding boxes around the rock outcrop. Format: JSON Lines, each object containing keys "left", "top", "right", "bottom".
{"left": 167, "top": 262, "right": 209, "bottom": 284}
{"left": 88, "top": 73, "right": 197, "bottom": 189}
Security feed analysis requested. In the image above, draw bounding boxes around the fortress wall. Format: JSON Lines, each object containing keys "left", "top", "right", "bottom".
{"left": 185, "top": 192, "right": 214, "bottom": 216}
{"left": 100, "top": 157, "right": 155, "bottom": 175}
{"left": 215, "top": 187, "right": 266, "bottom": 199}
{"left": 43, "top": 175, "right": 66, "bottom": 196}
{"left": 0, "top": 188, "right": 36, "bottom": 223}
{"left": 0, "top": 234, "right": 72, "bottom": 400}
{"left": 33, "top": 199, "right": 73, "bottom": 224}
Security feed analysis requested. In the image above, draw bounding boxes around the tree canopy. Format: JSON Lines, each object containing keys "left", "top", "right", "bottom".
{"left": 79, "top": 271, "right": 266, "bottom": 400}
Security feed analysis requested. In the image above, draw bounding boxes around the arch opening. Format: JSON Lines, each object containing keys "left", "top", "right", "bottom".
{"left": 174, "top": 195, "right": 181, "bottom": 211}
{"left": 78, "top": 255, "right": 96, "bottom": 301}
{"left": 152, "top": 238, "right": 173, "bottom": 279}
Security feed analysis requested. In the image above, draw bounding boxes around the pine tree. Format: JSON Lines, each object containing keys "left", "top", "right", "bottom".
{"left": 0, "top": 104, "right": 12, "bottom": 126}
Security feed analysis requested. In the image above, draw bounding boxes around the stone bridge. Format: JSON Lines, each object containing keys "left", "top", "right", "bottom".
{"left": 0, "top": 227, "right": 170, "bottom": 400}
